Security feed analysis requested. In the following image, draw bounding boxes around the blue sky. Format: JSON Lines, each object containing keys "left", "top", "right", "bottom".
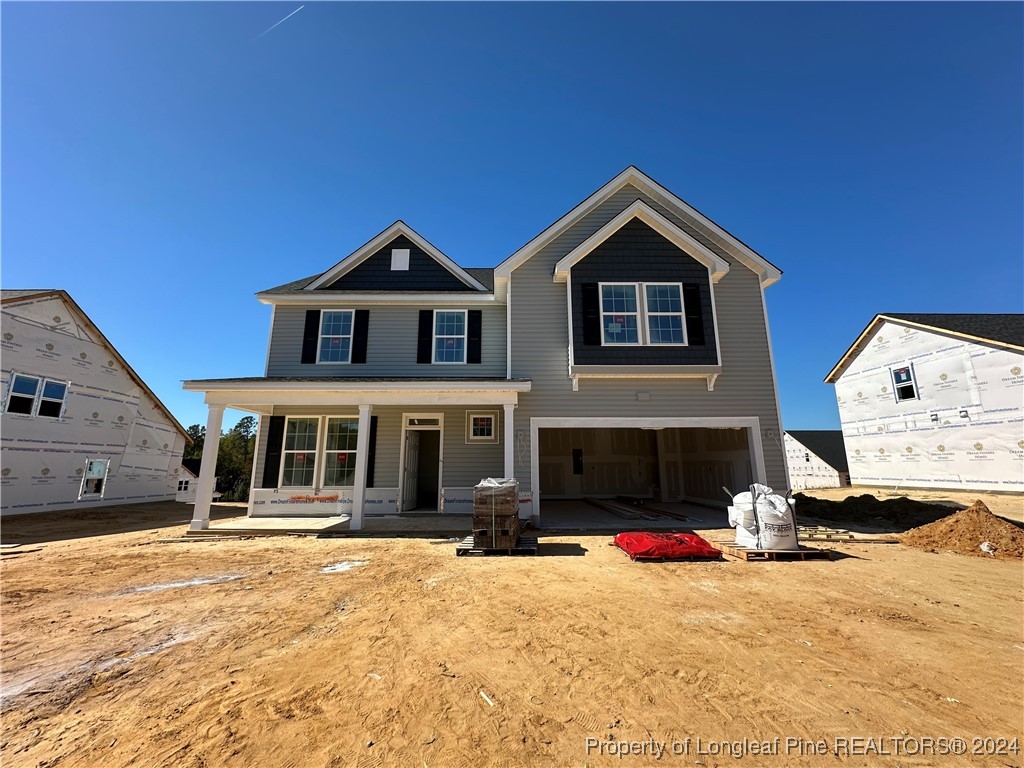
{"left": 3, "top": 2, "right": 1022, "bottom": 432}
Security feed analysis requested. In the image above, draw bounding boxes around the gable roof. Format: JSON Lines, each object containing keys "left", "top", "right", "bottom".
{"left": 825, "top": 313, "right": 1024, "bottom": 383}
{"left": 552, "top": 199, "right": 730, "bottom": 283}
{"left": 181, "top": 458, "right": 202, "bottom": 478}
{"left": 786, "top": 430, "right": 849, "bottom": 473}
{"left": 301, "top": 221, "right": 487, "bottom": 293}
{"left": 1, "top": 289, "right": 191, "bottom": 443}
{"left": 494, "top": 166, "right": 782, "bottom": 286}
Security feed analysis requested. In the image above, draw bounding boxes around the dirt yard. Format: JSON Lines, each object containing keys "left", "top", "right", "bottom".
{"left": 2, "top": 499, "right": 1022, "bottom": 768}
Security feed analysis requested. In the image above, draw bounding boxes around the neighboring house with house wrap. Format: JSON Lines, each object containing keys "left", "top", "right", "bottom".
{"left": 825, "top": 313, "right": 1024, "bottom": 493}
{"left": 175, "top": 458, "right": 222, "bottom": 504}
{"left": 183, "top": 167, "right": 788, "bottom": 530}
{"left": 1, "top": 290, "right": 190, "bottom": 515}
{"left": 784, "top": 430, "right": 851, "bottom": 490}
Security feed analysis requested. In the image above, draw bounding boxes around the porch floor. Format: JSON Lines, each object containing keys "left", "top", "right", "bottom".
{"left": 202, "top": 514, "right": 473, "bottom": 536}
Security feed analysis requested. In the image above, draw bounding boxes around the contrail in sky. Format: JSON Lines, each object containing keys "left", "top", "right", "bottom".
{"left": 255, "top": 5, "right": 304, "bottom": 40}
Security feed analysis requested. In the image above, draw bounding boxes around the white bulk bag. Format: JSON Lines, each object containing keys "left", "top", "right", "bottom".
{"left": 730, "top": 483, "right": 799, "bottom": 550}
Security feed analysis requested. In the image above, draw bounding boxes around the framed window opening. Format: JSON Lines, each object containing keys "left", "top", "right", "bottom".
{"left": 433, "top": 310, "right": 467, "bottom": 364}
{"left": 317, "top": 310, "right": 354, "bottom": 364}
{"left": 4, "top": 373, "right": 69, "bottom": 418}
{"left": 78, "top": 458, "right": 110, "bottom": 499}
{"left": 178, "top": 479, "right": 190, "bottom": 492}
{"left": 891, "top": 364, "right": 918, "bottom": 402}
{"left": 466, "top": 411, "right": 498, "bottom": 444}
{"left": 598, "top": 282, "right": 686, "bottom": 347}
{"left": 276, "top": 415, "right": 362, "bottom": 489}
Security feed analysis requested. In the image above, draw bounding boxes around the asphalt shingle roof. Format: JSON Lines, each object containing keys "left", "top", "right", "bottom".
{"left": 882, "top": 314, "right": 1024, "bottom": 348}
{"left": 786, "top": 430, "right": 849, "bottom": 473}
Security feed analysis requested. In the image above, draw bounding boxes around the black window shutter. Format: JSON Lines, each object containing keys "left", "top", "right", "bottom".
{"left": 417, "top": 310, "right": 433, "bottom": 364}
{"left": 301, "top": 310, "right": 320, "bottom": 364}
{"left": 351, "top": 310, "right": 369, "bottom": 364}
{"left": 683, "top": 284, "right": 705, "bottom": 346}
{"left": 581, "top": 283, "right": 601, "bottom": 346}
{"left": 261, "top": 416, "right": 286, "bottom": 488}
{"left": 467, "top": 310, "right": 482, "bottom": 364}
{"left": 366, "top": 416, "right": 378, "bottom": 488}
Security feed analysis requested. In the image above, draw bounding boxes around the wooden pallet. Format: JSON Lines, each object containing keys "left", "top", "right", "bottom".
{"left": 455, "top": 535, "right": 539, "bottom": 557}
{"left": 718, "top": 543, "right": 832, "bottom": 561}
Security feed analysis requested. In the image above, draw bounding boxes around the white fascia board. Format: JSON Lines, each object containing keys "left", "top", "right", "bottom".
{"left": 305, "top": 221, "right": 487, "bottom": 292}
{"left": 552, "top": 200, "right": 730, "bottom": 283}
{"left": 257, "top": 292, "right": 499, "bottom": 306}
{"left": 569, "top": 365, "right": 722, "bottom": 377}
{"left": 201, "top": 390, "right": 523, "bottom": 408}
{"left": 495, "top": 167, "right": 782, "bottom": 287}
{"left": 824, "top": 314, "right": 1024, "bottom": 384}
{"left": 183, "top": 379, "right": 532, "bottom": 393}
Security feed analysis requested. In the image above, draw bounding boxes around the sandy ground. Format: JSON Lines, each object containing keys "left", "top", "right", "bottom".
{"left": 806, "top": 486, "right": 1024, "bottom": 524}
{"left": 1, "top": 500, "right": 1022, "bottom": 768}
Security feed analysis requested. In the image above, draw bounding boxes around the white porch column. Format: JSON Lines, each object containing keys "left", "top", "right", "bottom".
{"left": 350, "top": 404, "right": 373, "bottom": 531}
{"left": 503, "top": 403, "right": 515, "bottom": 479}
{"left": 190, "top": 404, "right": 224, "bottom": 531}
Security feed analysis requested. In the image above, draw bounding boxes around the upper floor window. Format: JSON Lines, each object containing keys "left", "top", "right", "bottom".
{"left": 600, "top": 282, "right": 685, "bottom": 346}
{"left": 318, "top": 310, "right": 353, "bottom": 364}
{"left": 891, "top": 365, "right": 918, "bottom": 402}
{"left": 5, "top": 373, "right": 68, "bottom": 418}
{"left": 434, "top": 310, "right": 467, "bottom": 364}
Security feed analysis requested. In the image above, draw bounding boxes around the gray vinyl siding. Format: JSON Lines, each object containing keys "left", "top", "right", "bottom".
{"left": 509, "top": 184, "right": 786, "bottom": 492}
{"left": 253, "top": 405, "right": 504, "bottom": 490}
{"left": 266, "top": 304, "right": 506, "bottom": 377}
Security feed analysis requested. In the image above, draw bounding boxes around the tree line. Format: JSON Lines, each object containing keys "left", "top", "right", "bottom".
{"left": 183, "top": 415, "right": 257, "bottom": 502}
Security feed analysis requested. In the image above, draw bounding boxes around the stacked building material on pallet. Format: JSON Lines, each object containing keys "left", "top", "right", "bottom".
{"left": 473, "top": 478, "right": 520, "bottom": 549}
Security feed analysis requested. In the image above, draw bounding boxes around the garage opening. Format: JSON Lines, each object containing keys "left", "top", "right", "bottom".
{"left": 538, "top": 426, "right": 755, "bottom": 507}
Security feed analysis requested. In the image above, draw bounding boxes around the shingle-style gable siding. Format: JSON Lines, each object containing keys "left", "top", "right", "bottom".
{"left": 569, "top": 218, "right": 718, "bottom": 366}
{"left": 508, "top": 184, "right": 787, "bottom": 492}
{"left": 323, "top": 235, "right": 478, "bottom": 292}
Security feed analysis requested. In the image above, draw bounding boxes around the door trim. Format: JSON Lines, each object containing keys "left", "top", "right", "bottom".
{"left": 398, "top": 413, "right": 445, "bottom": 512}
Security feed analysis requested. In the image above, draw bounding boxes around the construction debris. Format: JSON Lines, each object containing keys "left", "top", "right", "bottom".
{"left": 901, "top": 500, "right": 1023, "bottom": 559}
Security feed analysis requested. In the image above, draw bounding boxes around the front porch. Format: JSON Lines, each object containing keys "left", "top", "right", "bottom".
{"left": 181, "top": 377, "right": 532, "bottom": 532}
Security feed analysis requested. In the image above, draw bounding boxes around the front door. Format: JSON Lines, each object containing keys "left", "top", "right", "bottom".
{"left": 400, "top": 414, "right": 444, "bottom": 512}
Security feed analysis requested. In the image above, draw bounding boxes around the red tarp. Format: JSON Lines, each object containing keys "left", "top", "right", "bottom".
{"left": 614, "top": 532, "right": 722, "bottom": 561}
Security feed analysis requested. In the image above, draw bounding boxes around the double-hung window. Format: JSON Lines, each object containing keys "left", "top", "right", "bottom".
{"left": 891, "top": 365, "right": 918, "bottom": 402}
{"left": 599, "top": 283, "right": 686, "bottom": 346}
{"left": 5, "top": 373, "right": 68, "bottom": 418}
{"left": 322, "top": 417, "right": 359, "bottom": 487}
{"left": 434, "top": 310, "right": 467, "bottom": 364}
{"left": 318, "top": 310, "right": 354, "bottom": 363}
{"left": 281, "top": 417, "right": 320, "bottom": 487}
{"left": 279, "top": 415, "right": 361, "bottom": 489}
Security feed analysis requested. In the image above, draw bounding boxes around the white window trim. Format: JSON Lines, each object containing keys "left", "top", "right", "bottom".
{"left": 432, "top": 309, "right": 468, "bottom": 365}
{"left": 597, "top": 282, "right": 687, "bottom": 347}
{"left": 466, "top": 411, "right": 498, "bottom": 444}
{"left": 319, "top": 415, "right": 361, "bottom": 489}
{"left": 316, "top": 309, "right": 354, "bottom": 365}
{"left": 279, "top": 416, "right": 323, "bottom": 489}
{"left": 78, "top": 458, "right": 110, "bottom": 499}
{"left": 4, "top": 372, "right": 70, "bottom": 419}
{"left": 390, "top": 248, "right": 410, "bottom": 271}
{"left": 890, "top": 363, "right": 919, "bottom": 403}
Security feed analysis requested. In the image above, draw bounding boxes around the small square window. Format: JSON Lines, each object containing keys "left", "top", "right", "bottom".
{"left": 466, "top": 411, "right": 498, "bottom": 443}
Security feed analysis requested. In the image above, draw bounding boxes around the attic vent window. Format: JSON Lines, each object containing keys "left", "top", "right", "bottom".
{"left": 391, "top": 248, "right": 410, "bottom": 271}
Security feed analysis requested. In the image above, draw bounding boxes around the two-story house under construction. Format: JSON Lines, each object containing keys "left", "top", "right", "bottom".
{"left": 184, "top": 167, "right": 787, "bottom": 530}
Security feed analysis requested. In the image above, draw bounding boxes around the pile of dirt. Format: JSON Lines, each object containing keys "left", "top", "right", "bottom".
{"left": 794, "top": 493, "right": 954, "bottom": 532}
{"left": 901, "top": 500, "right": 1024, "bottom": 559}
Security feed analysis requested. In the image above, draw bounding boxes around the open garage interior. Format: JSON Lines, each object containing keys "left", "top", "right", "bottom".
{"left": 537, "top": 424, "right": 759, "bottom": 518}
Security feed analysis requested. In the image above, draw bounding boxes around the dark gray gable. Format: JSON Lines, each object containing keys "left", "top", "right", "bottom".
{"left": 322, "top": 235, "right": 478, "bottom": 292}
{"left": 570, "top": 218, "right": 718, "bottom": 365}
